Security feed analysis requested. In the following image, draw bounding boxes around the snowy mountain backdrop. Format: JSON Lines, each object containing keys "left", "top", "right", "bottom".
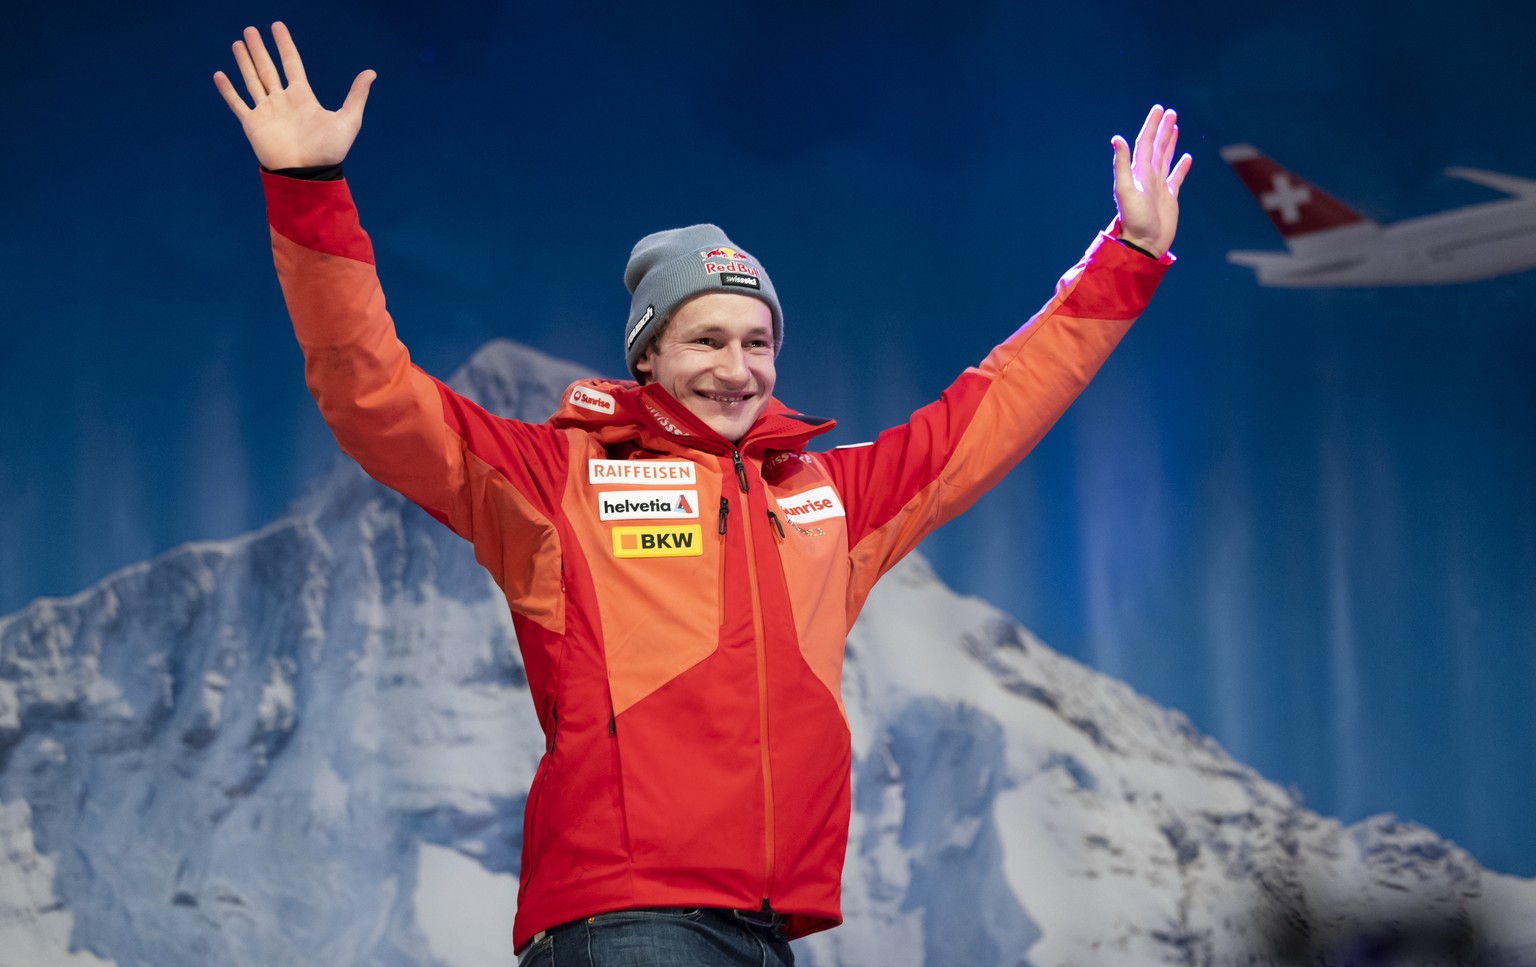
{"left": 2, "top": 341, "right": 1532, "bottom": 967}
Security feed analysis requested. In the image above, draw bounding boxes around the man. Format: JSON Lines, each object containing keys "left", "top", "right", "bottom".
{"left": 215, "top": 22, "right": 1190, "bottom": 967}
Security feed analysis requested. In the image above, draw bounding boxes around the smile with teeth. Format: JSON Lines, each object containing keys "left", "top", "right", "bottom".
{"left": 700, "top": 391, "right": 751, "bottom": 405}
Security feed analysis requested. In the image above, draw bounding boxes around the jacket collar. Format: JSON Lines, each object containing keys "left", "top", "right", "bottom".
{"left": 547, "top": 378, "right": 835, "bottom": 457}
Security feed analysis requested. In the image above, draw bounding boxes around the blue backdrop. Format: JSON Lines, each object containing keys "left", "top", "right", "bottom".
{"left": 2, "top": 0, "right": 1533, "bottom": 880}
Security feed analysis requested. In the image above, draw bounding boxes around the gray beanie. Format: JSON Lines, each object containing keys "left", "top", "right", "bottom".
{"left": 623, "top": 224, "right": 783, "bottom": 380}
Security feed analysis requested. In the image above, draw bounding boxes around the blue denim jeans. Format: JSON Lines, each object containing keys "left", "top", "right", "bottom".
{"left": 517, "top": 907, "right": 795, "bottom": 966}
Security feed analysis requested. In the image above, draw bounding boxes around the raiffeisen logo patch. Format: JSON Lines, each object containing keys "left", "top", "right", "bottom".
{"left": 777, "top": 486, "right": 845, "bottom": 524}
{"left": 588, "top": 460, "right": 697, "bottom": 486}
{"left": 569, "top": 385, "right": 616, "bottom": 414}
{"left": 598, "top": 490, "right": 699, "bottom": 521}
{"left": 611, "top": 524, "right": 704, "bottom": 558}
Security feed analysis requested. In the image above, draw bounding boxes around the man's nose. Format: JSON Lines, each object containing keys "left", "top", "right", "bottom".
{"left": 713, "top": 343, "right": 751, "bottom": 383}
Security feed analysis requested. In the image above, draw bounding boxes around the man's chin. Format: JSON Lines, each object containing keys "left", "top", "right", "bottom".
{"left": 689, "top": 399, "right": 763, "bottom": 441}
{"left": 704, "top": 418, "right": 752, "bottom": 443}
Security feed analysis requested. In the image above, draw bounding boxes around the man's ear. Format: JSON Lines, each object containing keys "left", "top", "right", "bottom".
{"left": 633, "top": 349, "right": 654, "bottom": 382}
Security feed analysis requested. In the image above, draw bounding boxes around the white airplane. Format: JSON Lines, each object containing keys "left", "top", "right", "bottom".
{"left": 1222, "top": 143, "right": 1536, "bottom": 286}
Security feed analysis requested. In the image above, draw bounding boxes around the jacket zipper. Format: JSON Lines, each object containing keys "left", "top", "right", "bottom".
{"left": 729, "top": 448, "right": 776, "bottom": 899}
{"left": 718, "top": 497, "right": 730, "bottom": 535}
{"left": 766, "top": 510, "right": 785, "bottom": 540}
{"left": 731, "top": 449, "right": 750, "bottom": 492}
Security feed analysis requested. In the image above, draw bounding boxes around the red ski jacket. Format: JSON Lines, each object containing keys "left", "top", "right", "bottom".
{"left": 262, "top": 171, "right": 1170, "bottom": 950}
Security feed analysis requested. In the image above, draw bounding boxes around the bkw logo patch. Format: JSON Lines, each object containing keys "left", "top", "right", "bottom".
{"left": 611, "top": 525, "right": 704, "bottom": 559}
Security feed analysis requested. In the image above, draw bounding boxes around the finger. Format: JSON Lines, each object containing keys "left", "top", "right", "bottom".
{"left": 271, "top": 21, "right": 308, "bottom": 89}
{"left": 1111, "top": 134, "right": 1133, "bottom": 186}
{"left": 1153, "top": 110, "right": 1178, "bottom": 174}
{"left": 1134, "top": 105, "right": 1163, "bottom": 162}
{"left": 1112, "top": 133, "right": 1145, "bottom": 199}
{"left": 232, "top": 39, "right": 266, "bottom": 101}
{"left": 1167, "top": 153, "right": 1194, "bottom": 198}
{"left": 243, "top": 25, "right": 284, "bottom": 93}
{"left": 338, "top": 69, "right": 377, "bottom": 124}
{"left": 212, "top": 71, "right": 251, "bottom": 116}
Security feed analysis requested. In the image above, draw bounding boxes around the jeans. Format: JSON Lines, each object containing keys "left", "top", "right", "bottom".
{"left": 517, "top": 907, "right": 795, "bottom": 967}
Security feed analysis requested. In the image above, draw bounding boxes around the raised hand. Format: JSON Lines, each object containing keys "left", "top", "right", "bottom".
{"left": 213, "top": 22, "right": 375, "bottom": 170}
{"left": 1111, "top": 105, "right": 1193, "bottom": 258}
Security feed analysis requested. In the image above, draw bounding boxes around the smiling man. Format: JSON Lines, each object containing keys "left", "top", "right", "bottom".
{"left": 625, "top": 227, "right": 783, "bottom": 442}
{"left": 635, "top": 296, "right": 774, "bottom": 440}
{"left": 216, "top": 21, "right": 1189, "bottom": 967}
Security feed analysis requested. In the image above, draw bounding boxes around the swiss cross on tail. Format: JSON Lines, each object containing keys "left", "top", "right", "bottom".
{"left": 1220, "top": 143, "right": 1369, "bottom": 239}
{"left": 1223, "top": 141, "right": 1536, "bottom": 286}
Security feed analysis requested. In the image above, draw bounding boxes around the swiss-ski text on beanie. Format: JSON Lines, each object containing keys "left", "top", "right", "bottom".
{"left": 623, "top": 224, "right": 783, "bottom": 380}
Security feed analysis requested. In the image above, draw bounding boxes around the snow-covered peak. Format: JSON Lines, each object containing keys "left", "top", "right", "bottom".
{"left": 445, "top": 338, "right": 598, "bottom": 419}
{"left": 2, "top": 339, "right": 1532, "bottom": 967}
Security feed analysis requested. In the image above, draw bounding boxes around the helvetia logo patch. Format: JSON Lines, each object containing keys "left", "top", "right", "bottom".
{"left": 612, "top": 524, "right": 704, "bottom": 558}
{"left": 598, "top": 489, "right": 700, "bottom": 521}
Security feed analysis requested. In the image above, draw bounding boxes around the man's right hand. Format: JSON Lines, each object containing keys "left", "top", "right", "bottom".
{"left": 213, "top": 22, "right": 375, "bottom": 170}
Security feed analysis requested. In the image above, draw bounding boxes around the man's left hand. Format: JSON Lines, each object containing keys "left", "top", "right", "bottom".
{"left": 1112, "top": 105, "right": 1193, "bottom": 258}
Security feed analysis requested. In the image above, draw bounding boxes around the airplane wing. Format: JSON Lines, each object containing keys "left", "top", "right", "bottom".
{"left": 1226, "top": 251, "right": 1295, "bottom": 269}
{"left": 1444, "top": 167, "right": 1536, "bottom": 197}
{"left": 1227, "top": 250, "right": 1367, "bottom": 273}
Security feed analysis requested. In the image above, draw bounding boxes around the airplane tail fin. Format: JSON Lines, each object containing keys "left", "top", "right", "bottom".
{"left": 1221, "top": 144, "right": 1379, "bottom": 249}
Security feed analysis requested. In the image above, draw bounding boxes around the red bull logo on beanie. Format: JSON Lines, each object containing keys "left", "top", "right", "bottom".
{"left": 700, "top": 247, "right": 760, "bottom": 278}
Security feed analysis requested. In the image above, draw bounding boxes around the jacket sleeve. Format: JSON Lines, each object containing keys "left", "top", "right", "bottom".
{"left": 818, "top": 228, "right": 1169, "bottom": 613}
{"left": 263, "top": 172, "right": 568, "bottom": 626}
